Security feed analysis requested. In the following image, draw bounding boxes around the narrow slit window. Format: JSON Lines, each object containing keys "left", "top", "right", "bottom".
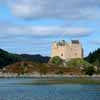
{"left": 61, "top": 53, "right": 63, "bottom": 56}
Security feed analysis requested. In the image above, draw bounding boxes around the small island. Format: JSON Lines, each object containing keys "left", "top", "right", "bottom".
{"left": 0, "top": 40, "right": 100, "bottom": 84}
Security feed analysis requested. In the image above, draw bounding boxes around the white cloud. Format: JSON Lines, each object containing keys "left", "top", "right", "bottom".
{"left": 4, "top": 0, "right": 100, "bottom": 20}
{"left": 0, "top": 23, "right": 92, "bottom": 37}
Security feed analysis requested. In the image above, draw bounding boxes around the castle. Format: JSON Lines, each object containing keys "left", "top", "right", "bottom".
{"left": 51, "top": 40, "right": 83, "bottom": 60}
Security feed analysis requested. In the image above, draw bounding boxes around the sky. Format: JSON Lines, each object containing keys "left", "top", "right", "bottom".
{"left": 0, "top": 0, "right": 100, "bottom": 56}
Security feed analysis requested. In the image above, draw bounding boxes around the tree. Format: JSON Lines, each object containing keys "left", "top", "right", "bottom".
{"left": 93, "top": 59, "right": 100, "bottom": 68}
{"left": 51, "top": 56, "right": 62, "bottom": 65}
{"left": 85, "top": 48, "right": 100, "bottom": 64}
{"left": 84, "top": 66, "right": 95, "bottom": 76}
{"left": 39, "top": 63, "right": 48, "bottom": 75}
{"left": 93, "top": 59, "right": 100, "bottom": 74}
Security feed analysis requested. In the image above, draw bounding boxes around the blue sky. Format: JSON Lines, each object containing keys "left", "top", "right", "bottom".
{"left": 0, "top": 0, "right": 100, "bottom": 56}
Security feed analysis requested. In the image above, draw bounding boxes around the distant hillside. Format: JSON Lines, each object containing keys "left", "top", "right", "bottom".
{"left": 0, "top": 49, "right": 50, "bottom": 67}
{"left": 20, "top": 54, "right": 50, "bottom": 63}
{"left": 85, "top": 48, "right": 100, "bottom": 65}
{"left": 0, "top": 49, "right": 21, "bottom": 67}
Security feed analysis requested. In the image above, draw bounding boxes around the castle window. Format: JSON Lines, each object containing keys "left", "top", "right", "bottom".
{"left": 61, "top": 53, "right": 63, "bottom": 56}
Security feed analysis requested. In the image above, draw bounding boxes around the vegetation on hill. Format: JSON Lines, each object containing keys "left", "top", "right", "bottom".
{"left": 20, "top": 54, "right": 50, "bottom": 63}
{"left": 0, "top": 48, "right": 100, "bottom": 76}
{"left": 66, "top": 58, "right": 95, "bottom": 75}
{"left": 66, "top": 58, "right": 91, "bottom": 68}
{"left": 0, "top": 49, "right": 50, "bottom": 68}
{"left": 50, "top": 56, "right": 62, "bottom": 65}
{"left": 0, "top": 49, "right": 22, "bottom": 67}
{"left": 4, "top": 57, "right": 95, "bottom": 76}
{"left": 85, "top": 48, "right": 100, "bottom": 68}
{"left": 5, "top": 61, "right": 82, "bottom": 75}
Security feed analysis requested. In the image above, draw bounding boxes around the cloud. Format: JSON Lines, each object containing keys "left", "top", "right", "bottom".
{"left": 3, "top": 0, "right": 100, "bottom": 20}
{"left": 90, "top": 40, "right": 100, "bottom": 45}
{"left": 0, "top": 23, "right": 92, "bottom": 38}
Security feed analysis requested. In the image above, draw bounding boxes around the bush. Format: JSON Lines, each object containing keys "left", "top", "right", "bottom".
{"left": 56, "top": 70, "right": 64, "bottom": 75}
{"left": 51, "top": 56, "right": 62, "bottom": 65}
{"left": 39, "top": 63, "right": 48, "bottom": 75}
{"left": 84, "top": 66, "right": 95, "bottom": 76}
{"left": 66, "top": 58, "right": 92, "bottom": 68}
{"left": 66, "top": 58, "right": 95, "bottom": 75}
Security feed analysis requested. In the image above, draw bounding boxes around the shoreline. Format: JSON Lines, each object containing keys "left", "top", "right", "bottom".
{"left": 0, "top": 74, "right": 100, "bottom": 78}
{"left": 0, "top": 74, "right": 100, "bottom": 84}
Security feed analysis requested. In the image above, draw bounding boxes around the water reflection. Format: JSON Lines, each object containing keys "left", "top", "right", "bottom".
{"left": 0, "top": 78, "right": 99, "bottom": 100}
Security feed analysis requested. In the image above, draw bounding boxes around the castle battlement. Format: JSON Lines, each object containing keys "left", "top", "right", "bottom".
{"left": 51, "top": 40, "right": 83, "bottom": 60}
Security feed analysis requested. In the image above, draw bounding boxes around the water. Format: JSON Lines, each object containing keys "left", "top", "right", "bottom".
{"left": 0, "top": 78, "right": 100, "bottom": 100}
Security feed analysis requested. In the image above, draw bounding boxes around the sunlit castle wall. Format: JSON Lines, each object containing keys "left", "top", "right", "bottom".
{"left": 51, "top": 40, "right": 83, "bottom": 60}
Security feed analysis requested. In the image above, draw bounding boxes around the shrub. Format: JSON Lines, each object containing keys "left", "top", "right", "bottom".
{"left": 66, "top": 58, "right": 92, "bottom": 68}
{"left": 56, "top": 70, "right": 64, "bottom": 75}
{"left": 39, "top": 63, "right": 48, "bottom": 75}
{"left": 51, "top": 56, "right": 62, "bottom": 65}
{"left": 84, "top": 66, "right": 95, "bottom": 76}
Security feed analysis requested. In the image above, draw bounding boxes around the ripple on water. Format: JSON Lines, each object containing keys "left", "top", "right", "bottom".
{"left": 0, "top": 79, "right": 100, "bottom": 100}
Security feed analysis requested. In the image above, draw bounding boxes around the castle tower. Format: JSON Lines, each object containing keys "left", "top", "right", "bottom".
{"left": 51, "top": 40, "right": 83, "bottom": 60}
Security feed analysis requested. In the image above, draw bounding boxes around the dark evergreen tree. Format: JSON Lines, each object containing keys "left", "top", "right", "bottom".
{"left": 85, "top": 48, "right": 100, "bottom": 66}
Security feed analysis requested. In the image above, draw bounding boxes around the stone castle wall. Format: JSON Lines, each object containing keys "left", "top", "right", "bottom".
{"left": 51, "top": 40, "right": 83, "bottom": 60}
